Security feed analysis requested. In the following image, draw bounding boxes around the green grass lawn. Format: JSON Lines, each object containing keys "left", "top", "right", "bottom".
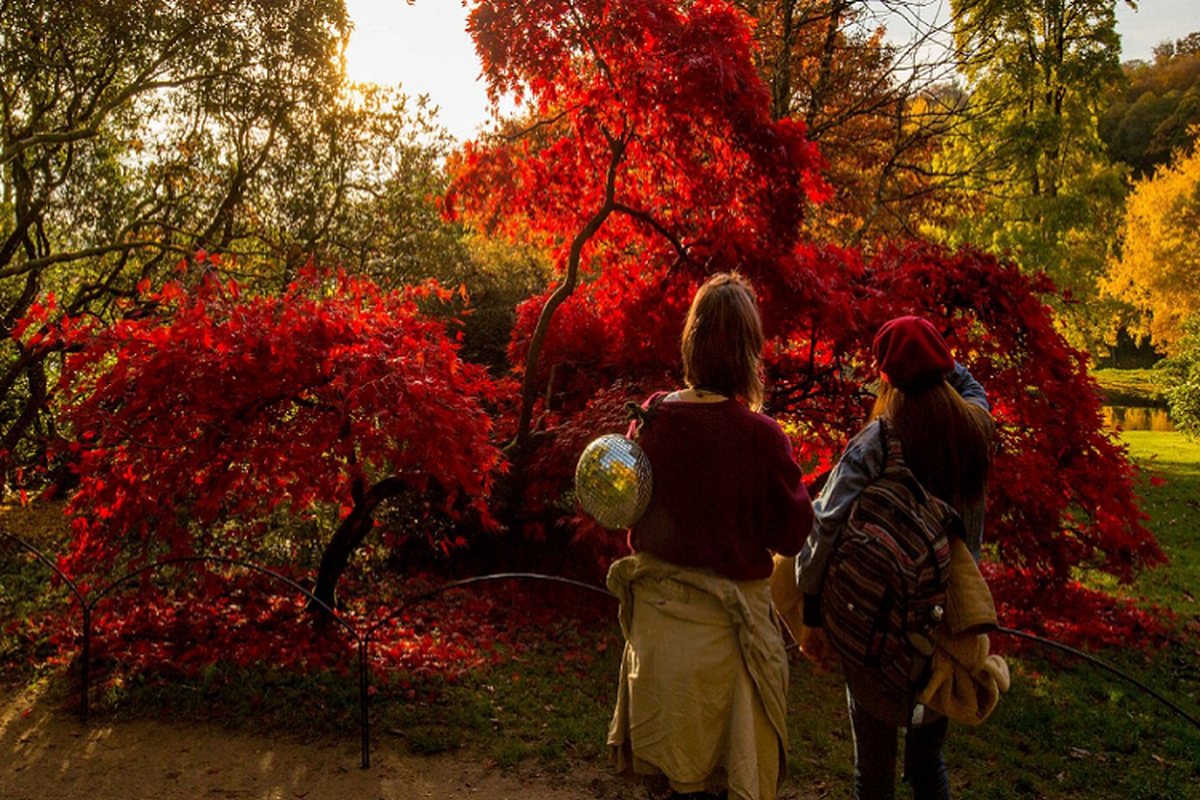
{"left": 1120, "top": 431, "right": 1200, "bottom": 624}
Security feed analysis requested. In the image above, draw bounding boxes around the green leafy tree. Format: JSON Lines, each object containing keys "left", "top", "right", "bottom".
{"left": 935, "top": 0, "right": 1129, "bottom": 349}
{"left": 252, "top": 87, "right": 472, "bottom": 289}
{"left": 0, "top": 0, "right": 345, "bottom": 484}
{"left": 1156, "top": 311, "right": 1200, "bottom": 437}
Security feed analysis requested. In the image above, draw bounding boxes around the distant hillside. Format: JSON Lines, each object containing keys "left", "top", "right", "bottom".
{"left": 1102, "top": 32, "right": 1200, "bottom": 179}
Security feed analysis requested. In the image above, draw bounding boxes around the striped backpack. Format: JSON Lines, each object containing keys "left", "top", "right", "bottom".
{"left": 822, "top": 417, "right": 960, "bottom": 725}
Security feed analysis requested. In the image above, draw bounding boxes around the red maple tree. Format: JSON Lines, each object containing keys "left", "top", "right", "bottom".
{"left": 44, "top": 259, "right": 503, "bottom": 608}
{"left": 450, "top": 0, "right": 828, "bottom": 475}
{"left": 449, "top": 0, "right": 1164, "bottom": 623}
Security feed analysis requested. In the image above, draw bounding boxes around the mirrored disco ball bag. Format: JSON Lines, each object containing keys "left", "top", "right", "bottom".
{"left": 575, "top": 434, "right": 653, "bottom": 529}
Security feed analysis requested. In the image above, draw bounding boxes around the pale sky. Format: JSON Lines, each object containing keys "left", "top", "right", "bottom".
{"left": 344, "top": 0, "right": 1200, "bottom": 142}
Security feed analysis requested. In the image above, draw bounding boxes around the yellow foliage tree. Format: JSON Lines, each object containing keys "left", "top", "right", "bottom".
{"left": 1105, "top": 128, "right": 1200, "bottom": 350}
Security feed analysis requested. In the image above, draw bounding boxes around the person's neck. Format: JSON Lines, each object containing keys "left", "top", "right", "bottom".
{"left": 673, "top": 387, "right": 728, "bottom": 403}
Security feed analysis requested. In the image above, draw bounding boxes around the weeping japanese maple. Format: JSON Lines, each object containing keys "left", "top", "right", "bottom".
{"left": 52, "top": 262, "right": 503, "bottom": 608}
{"left": 449, "top": 0, "right": 1164, "bottom": 626}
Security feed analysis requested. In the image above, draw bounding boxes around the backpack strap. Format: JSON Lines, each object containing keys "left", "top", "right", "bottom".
{"left": 625, "top": 391, "right": 668, "bottom": 438}
{"left": 877, "top": 416, "right": 905, "bottom": 472}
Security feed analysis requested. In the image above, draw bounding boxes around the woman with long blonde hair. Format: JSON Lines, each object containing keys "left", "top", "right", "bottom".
{"left": 796, "top": 316, "right": 993, "bottom": 800}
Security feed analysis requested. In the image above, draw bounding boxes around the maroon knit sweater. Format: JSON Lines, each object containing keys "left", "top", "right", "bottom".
{"left": 627, "top": 395, "right": 813, "bottom": 581}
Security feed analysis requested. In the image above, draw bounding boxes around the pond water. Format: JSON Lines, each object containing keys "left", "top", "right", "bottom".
{"left": 1101, "top": 406, "right": 1176, "bottom": 432}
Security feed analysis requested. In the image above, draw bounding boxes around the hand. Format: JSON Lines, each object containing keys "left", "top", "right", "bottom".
{"left": 798, "top": 624, "right": 833, "bottom": 672}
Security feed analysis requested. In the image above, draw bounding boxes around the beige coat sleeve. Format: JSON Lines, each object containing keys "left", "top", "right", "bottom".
{"left": 919, "top": 538, "right": 1011, "bottom": 724}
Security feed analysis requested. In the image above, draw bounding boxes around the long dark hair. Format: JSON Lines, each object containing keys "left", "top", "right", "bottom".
{"left": 871, "top": 381, "right": 994, "bottom": 509}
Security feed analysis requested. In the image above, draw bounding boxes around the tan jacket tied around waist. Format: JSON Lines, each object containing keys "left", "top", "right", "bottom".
{"left": 607, "top": 553, "right": 790, "bottom": 800}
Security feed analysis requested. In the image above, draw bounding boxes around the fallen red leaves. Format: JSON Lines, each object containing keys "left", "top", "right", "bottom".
{"left": 14, "top": 566, "right": 616, "bottom": 686}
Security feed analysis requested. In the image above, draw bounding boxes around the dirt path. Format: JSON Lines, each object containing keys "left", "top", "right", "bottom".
{"left": 0, "top": 684, "right": 629, "bottom": 800}
{"left": 0, "top": 504, "right": 624, "bottom": 799}
{"left": 1, "top": 684, "right": 827, "bottom": 800}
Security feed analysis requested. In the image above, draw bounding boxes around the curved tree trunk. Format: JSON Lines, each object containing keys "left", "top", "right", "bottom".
{"left": 310, "top": 475, "right": 406, "bottom": 612}
{"left": 505, "top": 136, "right": 628, "bottom": 509}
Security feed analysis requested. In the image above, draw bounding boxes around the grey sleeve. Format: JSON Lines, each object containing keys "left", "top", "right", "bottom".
{"left": 795, "top": 423, "right": 885, "bottom": 621}
{"left": 947, "top": 361, "right": 989, "bottom": 411}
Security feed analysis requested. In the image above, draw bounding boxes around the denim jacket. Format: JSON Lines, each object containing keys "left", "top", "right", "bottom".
{"left": 796, "top": 362, "right": 989, "bottom": 627}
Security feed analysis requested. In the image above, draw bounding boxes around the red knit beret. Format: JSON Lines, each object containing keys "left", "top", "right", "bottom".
{"left": 872, "top": 316, "right": 953, "bottom": 391}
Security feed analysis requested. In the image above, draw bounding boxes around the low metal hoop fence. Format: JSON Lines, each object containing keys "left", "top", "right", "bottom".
{"left": 3, "top": 528, "right": 1197, "bottom": 777}
{"left": 0, "top": 529, "right": 618, "bottom": 768}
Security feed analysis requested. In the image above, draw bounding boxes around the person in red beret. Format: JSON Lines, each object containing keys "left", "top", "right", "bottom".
{"left": 795, "top": 315, "right": 995, "bottom": 800}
